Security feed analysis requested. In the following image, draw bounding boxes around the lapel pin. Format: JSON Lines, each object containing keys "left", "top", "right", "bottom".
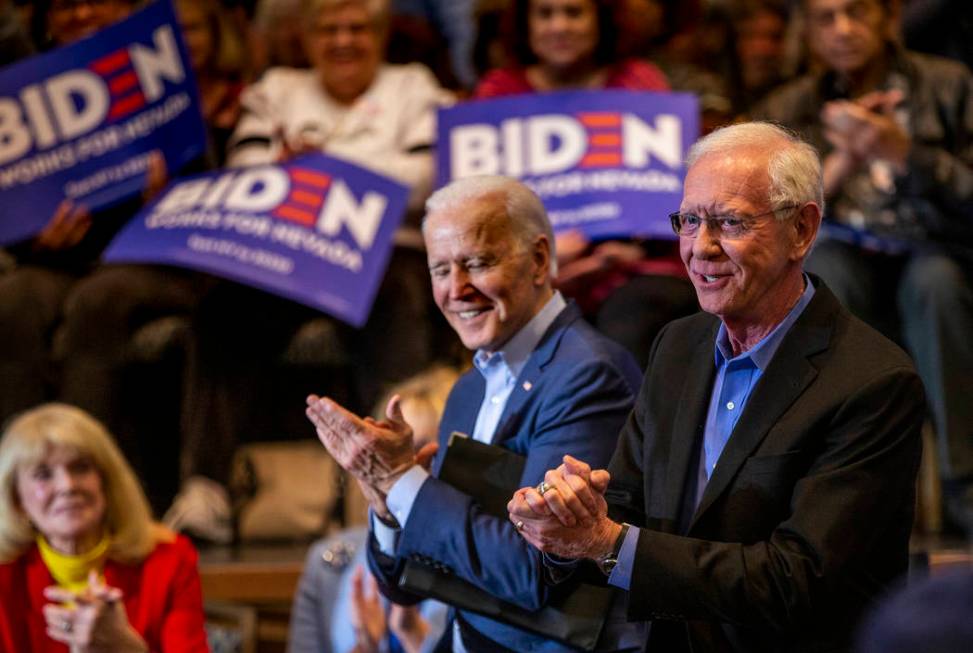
{"left": 522, "top": 381, "right": 532, "bottom": 391}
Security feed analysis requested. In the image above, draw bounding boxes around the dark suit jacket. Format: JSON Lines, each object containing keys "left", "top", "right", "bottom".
{"left": 368, "top": 302, "right": 643, "bottom": 652}
{"left": 606, "top": 279, "right": 925, "bottom": 652}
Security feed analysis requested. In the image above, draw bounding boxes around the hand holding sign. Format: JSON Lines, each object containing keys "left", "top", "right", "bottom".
{"left": 0, "top": 0, "right": 206, "bottom": 245}
{"left": 33, "top": 200, "right": 92, "bottom": 252}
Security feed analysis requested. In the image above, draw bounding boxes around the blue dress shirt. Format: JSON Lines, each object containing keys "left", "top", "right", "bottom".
{"left": 608, "top": 277, "right": 815, "bottom": 590}
{"left": 373, "top": 291, "right": 568, "bottom": 552}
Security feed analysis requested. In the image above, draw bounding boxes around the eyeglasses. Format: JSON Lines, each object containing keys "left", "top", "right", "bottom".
{"left": 669, "top": 205, "right": 799, "bottom": 239}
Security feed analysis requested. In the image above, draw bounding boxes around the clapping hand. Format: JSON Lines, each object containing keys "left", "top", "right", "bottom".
{"left": 42, "top": 570, "right": 147, "bottom": 653}
{"left": 349, "top": 565, "right": 387, "bottom": 653}
{"left": 306, "top": 394, "right": 417, "bottom": 518}
{"left": 821, "top": 89, "right": 909, "bottom": 173}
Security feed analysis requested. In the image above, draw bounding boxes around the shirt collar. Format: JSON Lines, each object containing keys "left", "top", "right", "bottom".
{"left": 473, "top": 291, "right": 567, "bottom": 379}
{"left": 714, "top": 274, "right": 816, "bottom": 370}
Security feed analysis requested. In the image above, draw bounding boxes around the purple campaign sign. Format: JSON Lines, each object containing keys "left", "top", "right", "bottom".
{"left": 103, "top": 153, "right": 409, "bottom": 327}
{"left": 0, "top": 0, "right": 206, "bottom": 245}
{"left": 438, "top": 90, "right": 699, "bottom": 240}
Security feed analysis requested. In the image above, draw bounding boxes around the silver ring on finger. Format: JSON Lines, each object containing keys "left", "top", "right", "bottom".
{"left": 535, "top": 481, "right": 553, "bottom": 495}
{"left": 515, "top": 520, "right": 525, "bottom": 530}
{"left": 61, "top": 619, "right": 73, "bottom": 633}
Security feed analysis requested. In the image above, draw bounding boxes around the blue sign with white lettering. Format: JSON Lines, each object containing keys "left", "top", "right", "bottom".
{"left": 0, "top": 0, "right": 206, "bottom": 245}
{"left": 104, "top": 153, "right": 409, "bottom": 327}
{"left": 437, "top": 90, "right": 699, "bottom": 239}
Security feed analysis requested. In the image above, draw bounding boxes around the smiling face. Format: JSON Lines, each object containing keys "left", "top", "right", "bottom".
{"left": 679, "top": 148, "right": 812, "bottom": 336}
{"left": 424, "top": 197, "right": 553, "bottom": 352}
{"left": 528, "top": 0, "right": 600, "bottom": 72}
{"left": 16, "top": 446, "right": 107, "bottom": 554}
{"left": 304, "top": 3, "right": 384, "bottom": 104}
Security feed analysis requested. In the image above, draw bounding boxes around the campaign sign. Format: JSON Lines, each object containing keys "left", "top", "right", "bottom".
{"left": 0, "top": 0, "right": 206, "bottom": 245}
{"left": 103, "top": 154, "right": 409, "bottom": 327}
{"left": 438, "top": 90, "right": 699, "bottom": 240}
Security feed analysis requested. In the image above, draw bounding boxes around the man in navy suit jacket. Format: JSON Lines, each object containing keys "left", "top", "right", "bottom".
{"left": 307, "top": 175, "right": 643, "bottom": 652}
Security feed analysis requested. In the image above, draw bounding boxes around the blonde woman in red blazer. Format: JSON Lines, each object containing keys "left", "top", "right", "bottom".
{"left": 0, "top": 404, "right": 209, "bottom": 653}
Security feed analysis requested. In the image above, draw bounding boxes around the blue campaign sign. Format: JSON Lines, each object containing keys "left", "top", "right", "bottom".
{"left": 437, "top": 90, "right": 699, "bottom": 240}
{"left": 103, "top": 153, "right": 409, "bottom": 327}
{"left": 0, "top": 0, "right": 206, "bottom": 245}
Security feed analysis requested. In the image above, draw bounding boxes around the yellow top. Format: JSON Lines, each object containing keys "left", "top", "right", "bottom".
{"left": 37, "top": 533, "right": 110, "bottom": 593}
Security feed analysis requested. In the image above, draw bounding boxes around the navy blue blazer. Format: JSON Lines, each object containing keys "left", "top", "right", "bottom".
{"left": 368, "top": 302, "right": 642, "bottom": 652}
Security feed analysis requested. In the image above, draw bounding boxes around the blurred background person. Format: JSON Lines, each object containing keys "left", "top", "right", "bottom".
{"left": 470, "top": 0, "right": 512, "bottom": 79}
{"left": 389, "top": 0, "right": 476, "bottom": 89}
{"left": 176, "top": 0, "right": 250, "bottom": 166}
{"left": 0, "top": 0, "right": 32, "bottom": 65}
{"left": 227, "top": 0, "right": 450, "bottom": 210}
{"left": 723, "top": 0, "right": 791, "bottom": 116}
{"left": 249, "top": 0, "right": 310, "bottom": 72}
{"left": 288, "top": 364, "right": 459, "bottom": 653}
{"left": 474, "top": 0, "right": 669, "bottom": 96}
{"left": 752, "top": 0, "right": 973, "bottom": 536}
{"left": 472, "top": 0, "right": 697, "bottom": 368}
{"left": 620, "top": 0, "right": 733, "bottom": 132}
{"left": 169, "top": 0, "right": 455, "bottom": 543}
{"left": 0, "top": 403, "right": 208, "bottom": 652}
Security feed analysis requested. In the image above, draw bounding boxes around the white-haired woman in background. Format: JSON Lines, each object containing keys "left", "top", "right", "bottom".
{"left": 0, "top": 404, "right": 208, "bottom": 653}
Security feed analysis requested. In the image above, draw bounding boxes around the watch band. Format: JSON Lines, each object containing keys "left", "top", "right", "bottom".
{"left": 596, "top": 522, "right": 630, "bottom": 576}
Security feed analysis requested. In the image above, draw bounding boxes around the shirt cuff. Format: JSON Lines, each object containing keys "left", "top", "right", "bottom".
{"left": 386, "top": 465, "right": 429, "bottom": 529}
{"left": 607, "top": 525, "right": 639, "bottom": 590}
{"left": 370, "top": 509, "right": 400, "bottom": 556}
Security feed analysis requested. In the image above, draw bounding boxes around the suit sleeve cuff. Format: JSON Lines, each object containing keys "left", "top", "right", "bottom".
{"left": 542, "top": 552, "right": 580, "bottom": 584}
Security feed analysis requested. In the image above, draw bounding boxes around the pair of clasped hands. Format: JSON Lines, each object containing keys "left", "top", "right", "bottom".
{"left": 306, "top": 393, "right": 620, "bottom": 562}
{"left": 507, "top": 455, "right": 623, "bottom": 561}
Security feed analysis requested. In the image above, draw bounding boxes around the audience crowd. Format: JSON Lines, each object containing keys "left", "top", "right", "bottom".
{"left": 0, "top": 0, "right": 970, "bottom": 651}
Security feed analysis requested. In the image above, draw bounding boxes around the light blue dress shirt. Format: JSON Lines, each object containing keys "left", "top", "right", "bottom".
{"left": 369, "top": 292, "right": 567, "bottom": 653}
{"left": 372, "top": 291, "right": 567, "bottom": 553}
{"left": 608, "top": 277, "right": 815, "bottom": 591}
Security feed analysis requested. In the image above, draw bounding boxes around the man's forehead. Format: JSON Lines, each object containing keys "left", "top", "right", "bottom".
{"left": 425, "top": 203, "right": 514, "bottom": 253}
{"left": 685, "top": 149, "right": 770, "bottom": 199}
{"left": 425, "top": 198, "right": 509, "bottom": 233}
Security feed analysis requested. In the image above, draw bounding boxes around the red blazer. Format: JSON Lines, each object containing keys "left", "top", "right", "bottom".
{"left": 0, "top": 534, "right": 209, "bottom": 653}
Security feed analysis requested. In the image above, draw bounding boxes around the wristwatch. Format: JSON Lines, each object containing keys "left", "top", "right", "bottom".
{"left": 596, "top": 523, "right": 630, "bottom": 576}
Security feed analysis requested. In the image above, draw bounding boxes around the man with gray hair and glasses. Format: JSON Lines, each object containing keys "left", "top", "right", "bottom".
{"left": 509, "top": 122, "right": 926, "bottom": 652}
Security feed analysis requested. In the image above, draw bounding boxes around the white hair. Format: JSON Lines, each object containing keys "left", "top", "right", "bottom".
{"left": 687, "top": 121, "right": 824, "bottom": 218}
{"left": 424, "top": 176, "right": 558, "bottom": 276}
